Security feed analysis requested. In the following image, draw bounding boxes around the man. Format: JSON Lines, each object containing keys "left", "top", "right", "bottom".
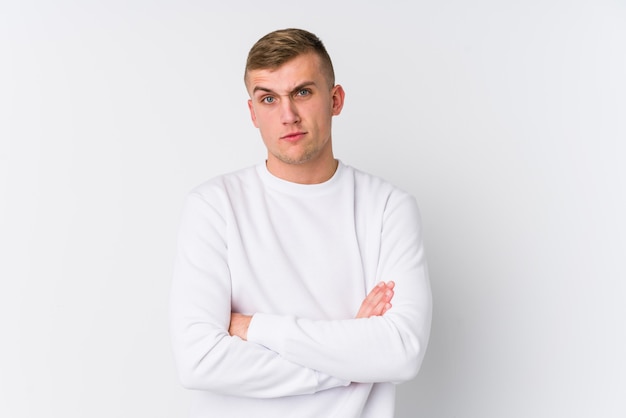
{"left": 170, "top": 28, "right": 432, "bottom": 418}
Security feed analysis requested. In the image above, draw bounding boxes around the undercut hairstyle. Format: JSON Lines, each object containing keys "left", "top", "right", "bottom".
{"left": 244, "top": 28, "right": 336, "bottom": 88}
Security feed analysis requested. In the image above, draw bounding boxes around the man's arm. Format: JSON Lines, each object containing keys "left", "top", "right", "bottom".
{"left": 239, "top": 194, "right": 432, "bottom": 384}
{"left": 170, "top": 192, "right": 350, "bottom": 398}
{"left": 229, "top": 281, "right": 396, "bottom": 340}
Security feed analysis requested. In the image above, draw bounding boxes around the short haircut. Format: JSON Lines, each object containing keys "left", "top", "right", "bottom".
{"left": 244, "top": 28, "right": 335, "bottom": 88}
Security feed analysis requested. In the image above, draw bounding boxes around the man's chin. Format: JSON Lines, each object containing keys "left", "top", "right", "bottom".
{"left": 273, "top": 152, "right": 317, "bottom": 166}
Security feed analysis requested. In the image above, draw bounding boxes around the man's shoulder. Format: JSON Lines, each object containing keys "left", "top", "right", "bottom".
{"left": 189, "top": 164, "right": 260, "bottom": 197}
{"left": 344, "top": 164, "right": 420, "bottom": 223}
{"left": 343, "top": 163, "right": 412, "bottom": 199}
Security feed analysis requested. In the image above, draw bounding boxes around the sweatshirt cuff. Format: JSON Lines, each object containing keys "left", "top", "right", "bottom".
{"left": 247, "top": 312, "right": 289, "bottom": 355}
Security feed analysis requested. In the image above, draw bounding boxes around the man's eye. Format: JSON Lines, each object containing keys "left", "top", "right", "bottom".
{"left": 262, "top": 96, "right": 275, "bottom": 104}
{"left": 296, "top": 89, "right": 311, "bottom": 97}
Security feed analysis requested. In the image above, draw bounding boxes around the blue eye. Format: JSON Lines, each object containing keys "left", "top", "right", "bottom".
{"left": 297, "top": 89, "right": 311, "bottom": 96}
{"left": 262, "top": 96, "right": 275, "bottom": 104}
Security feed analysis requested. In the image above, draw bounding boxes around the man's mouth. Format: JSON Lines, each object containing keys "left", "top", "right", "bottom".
{"left": 281, "top": 132, "right": 307, "bottom": 142}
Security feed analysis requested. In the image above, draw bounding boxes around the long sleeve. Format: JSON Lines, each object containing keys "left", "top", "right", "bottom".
{"left": 246, "top": 193, "right": 432, "bottom": 383}
{"left": 169, "top": 192, "right": 350, "bottom": 398}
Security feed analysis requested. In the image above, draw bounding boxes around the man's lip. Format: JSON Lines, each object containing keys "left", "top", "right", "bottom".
{"left": 280, "top": 132, "right": 307, "bottom": 141}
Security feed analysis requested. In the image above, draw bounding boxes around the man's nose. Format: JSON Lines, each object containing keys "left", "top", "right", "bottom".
{"left": 280, "top": 98, "right": 300, "bottom": 124}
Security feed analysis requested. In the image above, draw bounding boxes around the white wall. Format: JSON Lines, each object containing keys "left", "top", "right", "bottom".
{"left": 1, "top": 1, "right": 624, "bottom": 417}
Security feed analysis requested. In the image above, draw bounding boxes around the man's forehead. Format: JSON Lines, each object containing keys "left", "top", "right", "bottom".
{"left": 246, "top": 53, "right": 325, "bottom": 92}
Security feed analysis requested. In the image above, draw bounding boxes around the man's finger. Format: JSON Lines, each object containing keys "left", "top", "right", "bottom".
{"left": 356, "top": 281, "right": 395, "bottom": 318}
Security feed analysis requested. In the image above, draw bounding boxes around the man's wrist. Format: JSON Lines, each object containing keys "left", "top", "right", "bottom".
{"left": 229, "top": 313, "right": 252, "bottom": 340}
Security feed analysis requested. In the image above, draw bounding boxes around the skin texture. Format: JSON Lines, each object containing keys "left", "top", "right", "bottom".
{"left": 246, "top": 52, "right": 345, "bottom": 184}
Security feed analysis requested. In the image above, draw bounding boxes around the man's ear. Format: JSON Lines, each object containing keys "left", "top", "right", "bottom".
{"left": 248, "top": 100, "right": 259, "bottom": 128}
{"left": 331, "top": 84, "right": 345, "bottom": 116}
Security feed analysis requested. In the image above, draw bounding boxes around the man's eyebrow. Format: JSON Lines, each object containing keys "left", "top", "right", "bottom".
{"left": 252, "top": 86, "right": 273, "bottom": 94}
{"left": 290, "top": 81, "right": 316, "bottom": 94}
{"left": 252, "top": 81, "right": 317, "bottom": 95}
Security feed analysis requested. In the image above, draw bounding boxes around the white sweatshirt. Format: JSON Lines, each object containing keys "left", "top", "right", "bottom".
{"left": 170, "top": 161, "right": 432, "bottom": 418}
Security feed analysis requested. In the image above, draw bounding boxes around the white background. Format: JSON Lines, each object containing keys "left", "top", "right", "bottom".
{"left": 1, "top": 1, "right": 625, "bottom": 417}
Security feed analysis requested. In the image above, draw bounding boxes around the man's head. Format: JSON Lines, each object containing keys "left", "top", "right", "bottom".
{"left": 244, "top": 28, "right": 345, "bottom": 184}
{"left": 244, "top": 28, "right": 335, "bottom": 89}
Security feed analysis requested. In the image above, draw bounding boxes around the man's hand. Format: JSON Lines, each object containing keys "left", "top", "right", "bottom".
{"left": 229, "top": 313, "right": 252, "bottom": 340}
{"left": 356, "top": 281, "right": 395, "bottom": 319}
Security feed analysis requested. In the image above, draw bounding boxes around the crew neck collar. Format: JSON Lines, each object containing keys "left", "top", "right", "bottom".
{"left": 256, "top": 160, "right": 345, "bottom": 197}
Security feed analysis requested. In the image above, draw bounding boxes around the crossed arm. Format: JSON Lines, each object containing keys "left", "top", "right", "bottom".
{"left": 171, "top": 191, "right": 431, "bottom": 397}
{"left": 229, "top": 281, "right": 396, "bottom": 340}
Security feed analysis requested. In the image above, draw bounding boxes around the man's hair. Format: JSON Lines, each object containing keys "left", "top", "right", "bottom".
{"left": 244, "top": 28, "right": 335, "bottom": 88}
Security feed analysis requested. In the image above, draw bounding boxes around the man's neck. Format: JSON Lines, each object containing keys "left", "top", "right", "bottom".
{"left": 266, "top": 157, "right": 339, "bottom": 185}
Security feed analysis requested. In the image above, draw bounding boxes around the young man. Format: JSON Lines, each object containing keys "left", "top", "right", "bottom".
{"left": 170, "top": 28, "right": 432, "bottom": 418}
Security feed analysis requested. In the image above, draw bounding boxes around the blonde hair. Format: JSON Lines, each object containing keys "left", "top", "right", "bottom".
{"left": 245, "top": 28, "right": 335, "bottom": 88}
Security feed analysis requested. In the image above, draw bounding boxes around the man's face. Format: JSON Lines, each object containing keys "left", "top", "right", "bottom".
{"left": 246, "top": 53, "right": 344, "bottom": 173}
